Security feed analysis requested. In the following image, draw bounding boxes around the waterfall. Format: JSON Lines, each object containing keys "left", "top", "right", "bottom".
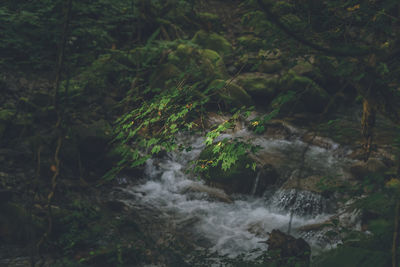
{"left": 111, "top": 128, "right": 351, "bottom": 263}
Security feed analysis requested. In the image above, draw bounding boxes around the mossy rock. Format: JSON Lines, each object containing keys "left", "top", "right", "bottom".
{"left": 0, "top": 109, "right": 14, "bottom": 121}
{"left": 279, "top": 72, "right": 330, "bottom": 113}
{"left": 235, "top": 73, "right": 280, "bottom": 106}
{"left": 192, "top": 30, "right": 233, "bottom": 57}
{"left": 208, "top": 79, "right": 253, "bottom": 108}
{"left": 199, "top": 147, "right": 278, "bottom": 195}
{"left": 149, "top": 63, "right": 181, "bottom": 89}
{"left": 237, "top": 35, "right": 266, "bottom": 50}
{"left": 168, "top": 44, "right": 228, "bottom": 80}
{"left": 241, "top": 11, "right": 273, "bottom": 34}
{"left": 199, "top": 146, "right": 256, "bottom": 194}
{"left": 290, "top": 60, "right": 314, "bottom": 77}
{"left": 258, "top": 49, "right": 283, "bottom": 73}
{"left": 196, "top": 12, "right": 221, "bottom": 31}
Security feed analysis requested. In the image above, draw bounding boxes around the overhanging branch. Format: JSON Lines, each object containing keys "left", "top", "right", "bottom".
{"left": 257, "top": 0, "right": 376, "bottom": 57}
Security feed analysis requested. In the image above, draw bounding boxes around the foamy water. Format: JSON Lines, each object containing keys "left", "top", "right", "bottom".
{"left": 115, "top": 130, "right": 352, "bottom": 260}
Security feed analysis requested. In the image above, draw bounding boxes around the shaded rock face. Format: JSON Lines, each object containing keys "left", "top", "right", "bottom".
{"left": 280, "top": 72, "right": 330, "bottom": 113}
{"left": 191, "top": 30, "right": 233, "bottom": 57}
{"left": 200, "top": 147, "right": 279, "bottom": 195}
{"left": 349, "top": 158, "right": 387, "bottom": 180}
{"left": 257, "top": 49, "right": 283, "bottom": 74}
{"left": 235, "top": 72, "right": 280, "bottom": 106}
{"left": 267, "top": 229, "right": 311, "bottom": 265}
{"left": 168, "top": 44, "right": 228, "bottom": 81}
{"left": 208, "top": 79, "right": 253, "bottom": 108}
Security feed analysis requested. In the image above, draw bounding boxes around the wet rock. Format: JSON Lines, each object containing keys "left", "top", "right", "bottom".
{"left": 182, "top": 183, "right": 232, "bottom": 203}
{"left": 208, "top": 79, "right": 253, "bottom": 108}
{"left": 349, "top": 158, "right": 387, "bottom": 180}
{"left": 282, "top": 175, "right": 325, "bottom": 193}
{"left": 247, "top": 221, "right": 269, "bottom": 238}
{"left": 235, "top": 72, "right": 280, "bottom": 106}
{"left": 302, "top": 133, "right": 337, "bottom": 150}
{"left": 267, "top": 229, "right": 311, "bottom": 265}
{"left": 279, "top": 71, "right": 330, "bottom": 113}
{"left": 200, "top": 147, "right": 278, "bottom": 195}
{"left": 192, "top": 30, "right": 233, "bottom": 57}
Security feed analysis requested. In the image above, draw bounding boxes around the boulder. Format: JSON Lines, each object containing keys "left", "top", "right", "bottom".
{"left": 282, "top": 175, "right": 325, "bottom": 193}
{"left": 349, "top": 158, "right": 387, "bottom": 180}
{"left": 182, "top": 183, "right": 232, "bottom": 203}
{"left": 196, "top": 12, "right": 220, "bottom": 31}
{"left": 208, "top": 79, "right": 253, "bottom": 108}
{"left": 237, "top": 35, "right": 266, "bottom": 50}
{"left": 192, "top": 30, "right": 233, "bottom": 57}
{"left": 267, "top": 229, "right": 311, "bottom": 265}
{"left": 149, "top": 63, "right": 181, "bottom": 89}
{"left": 168, "top": 44, "right": 228, "bottom": 81}
{"left": 199, "top": 147, "right": 278, "bottom": 195}
{"left": 257, "top": 49, "right": 283, "bottom": 74}
{"left": 290, "top": 60, "right": 315, "bottom": 77}
{"left": 235, "top": 72, "right": 280, "bottom": 106}
{"left": 279, "top": 71, "right": 330, "bottom": 113}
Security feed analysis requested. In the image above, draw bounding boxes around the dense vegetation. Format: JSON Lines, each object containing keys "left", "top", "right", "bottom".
{"left": 1, "top": 0, "right": 400, "bottom": 266}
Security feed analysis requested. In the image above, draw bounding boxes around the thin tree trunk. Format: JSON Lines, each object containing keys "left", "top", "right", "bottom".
{"left": 392, "top": 200, "right": 400, "bottom": 267}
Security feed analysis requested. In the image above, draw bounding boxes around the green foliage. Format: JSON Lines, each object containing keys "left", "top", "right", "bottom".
{"left": 250, "top": 90, "right": 295, "bottom": 134}
{"left": 196, "top": 109, "right": 259, "bottom": 173}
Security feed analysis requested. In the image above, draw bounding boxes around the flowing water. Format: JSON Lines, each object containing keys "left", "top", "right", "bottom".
{"left": 113, "top": 128, "right": 354, "bottom": 264}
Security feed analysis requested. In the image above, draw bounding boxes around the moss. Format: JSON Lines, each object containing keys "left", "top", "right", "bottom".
{"left": 149, "top": 63, "right": 181, "bottom": 89}
{"left": 257, "top": 49, "right": 283, "bottom": 73}
{"left": 241, "top": 11, "right": 273, "bottom": 34}
{"left": 200, "top": 49, "right": 229, "bottom": 78}
{"left": 199, "top": 146, "right": 256, "bottom": 194}
{"left": 0, "top": 109, "right": 14, "bottom": 121}
{"left": 192, "top": 30, "right": 233, "bottom": 57}
{"left": 271, "top": 1, "right": 294, "bottom": 15}
{"left": 235, "top": 73, "right": 280, "bottom": 106}
{"left": 208, "top": 79, "right": 253, "bottom": 108}
{"left": 237, "top": 35, "right": 266, "bottom": 50}
{"left": 168, "top": 44, "right": 228, "bottom": 80}
{"left": 197, "top": 12, "right": 219, "bottom": 22}
{"left": 279, "top": 72, "right": 330, "bottom": 113}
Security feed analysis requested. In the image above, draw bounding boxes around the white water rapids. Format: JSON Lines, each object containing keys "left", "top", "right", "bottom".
{"left": 113, "top": 128, "right": 353, "bottom": 262}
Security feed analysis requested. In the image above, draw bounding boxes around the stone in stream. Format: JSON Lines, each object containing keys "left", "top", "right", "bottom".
{"left": 199, "top": 145, "right": 279, "bottom": 195}
{"left": 267, "top": 229, "right": 311, "bottom": 266}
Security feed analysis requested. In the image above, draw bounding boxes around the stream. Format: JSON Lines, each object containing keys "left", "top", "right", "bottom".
{"left": 112, "top": 125, "right": 355, "bottom": 265}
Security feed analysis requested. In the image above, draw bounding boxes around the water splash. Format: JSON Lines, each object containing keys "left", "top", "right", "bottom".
{"left": 113, "top": 127, "right": 352, "bottom": 261}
